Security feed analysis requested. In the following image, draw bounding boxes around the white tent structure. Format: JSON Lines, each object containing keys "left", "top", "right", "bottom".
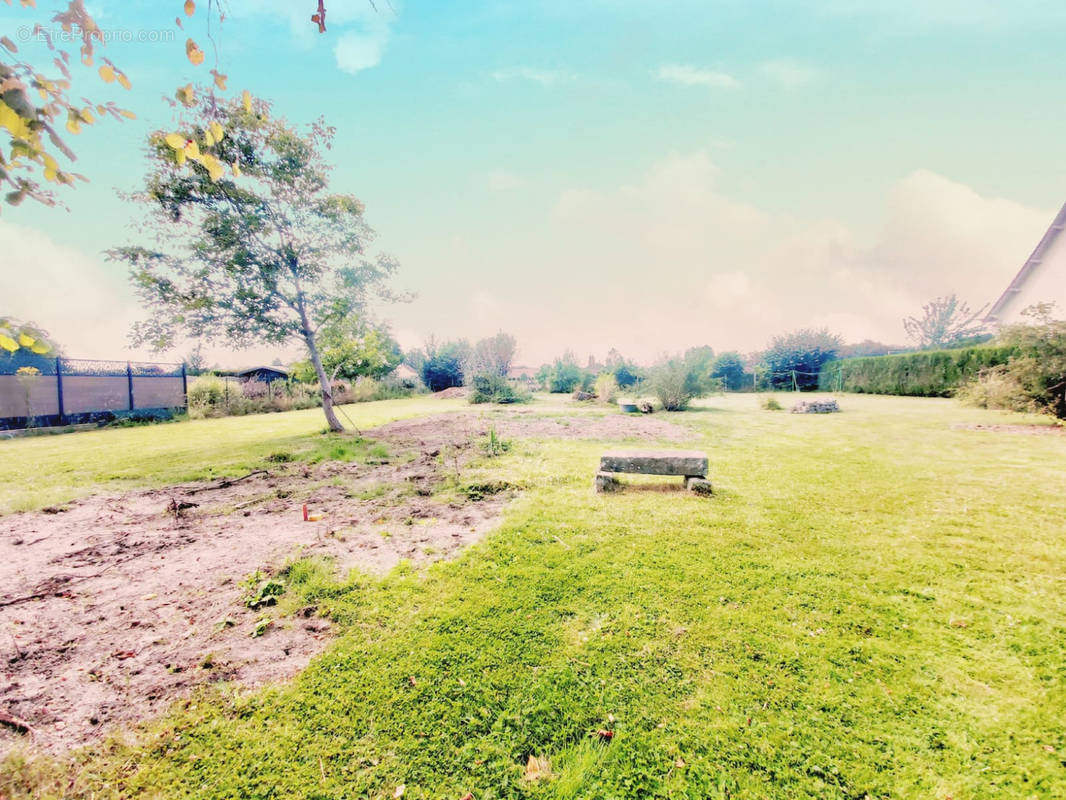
{"left": 986, "top": 202, "right": 1066, "bottom": 326}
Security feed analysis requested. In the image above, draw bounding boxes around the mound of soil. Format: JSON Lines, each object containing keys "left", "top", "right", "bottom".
{"left": 0, "top": 409, "right": 688, "bottom": 755}
{"left": 432, "top": 387, "right": 468, "bottom": 399}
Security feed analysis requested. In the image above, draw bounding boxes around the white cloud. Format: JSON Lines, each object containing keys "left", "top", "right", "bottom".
{"left": 655, "top": 64, "right": 739, "bottom": 90}
{"left": 334, "top": 27, "right": 390, "bottom": 74}
{"left": 490, "top": 67, "right": 576, "bottom": 86}
{"left": 485, "top": 169, "right": 525, "bottom": 192}
{"left": 759, "top": 58, "right": 819, "bottom": 87}
{"left": 543, "top": 153, "right": 1054, "bottom": 358}
{"left": 227, "top": 0, "right": 398, "bottom": 74}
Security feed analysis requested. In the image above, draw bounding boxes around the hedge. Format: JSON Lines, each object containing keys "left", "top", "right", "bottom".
{"left": 818, "top": 345, "right": 1017, "bottom": 397}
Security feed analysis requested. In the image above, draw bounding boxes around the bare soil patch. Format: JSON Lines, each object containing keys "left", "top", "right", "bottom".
{"left": 0, "top": 409, "right": 687, "bottom": 755}
{"left": 953, "top": 422, "right": 1065, "bottom": 436}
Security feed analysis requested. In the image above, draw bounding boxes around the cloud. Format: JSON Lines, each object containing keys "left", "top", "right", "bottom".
{"left": 545, "top": 153, "right": 1054, "bottom": 357}
{"left": 334, "top": 26, "right": 390, "bottom": 74}
{"left": 490, "top": 67, "right": 576, "bottom": 86}
{"left": 485, "top": 169, "right": 525, "bottom": 192}
{"left": 227, "top": 0, "right": 397, "bottom": 74}
{"left": 759, "top": 58, "right": 819, "bottom": 87}
{"left": 655, "top": 64, "right": 739, "bottom": 90}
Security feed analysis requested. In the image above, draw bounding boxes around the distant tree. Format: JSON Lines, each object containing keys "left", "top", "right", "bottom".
{"left": 683, "top": 345, "right": 716, "bottom": 386}
{"left": 838, "top": 340, "right": 906, "bottom": 359}
{"left": 606, "top": 348, "right": 640, "bottom": 388}
{"left": 109, "top": 93, "right": 400, "bottom": 432}
{"left": 548, "top": 351, "right": 584, "bottom": 393}
{"left": 468, "top": 332, "right": 517, "bottom": 378}
{"left": 711, "top": 351, "right": 747, "bottom": 390}
{"left": 421, "top": 339, "right": 470, "bottom": 391}
{"left": 760, "top": 328, "right": 843, "bottom": 390}
{"left": 904, "top": 294, "right": 989, "bottom": 350}
{"left": 184, "top": 341, "right": 207, "bottom": 375}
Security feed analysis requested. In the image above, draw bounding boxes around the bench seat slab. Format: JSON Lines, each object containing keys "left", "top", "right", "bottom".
{"left": 599, "top": 449, "right": 708, "bottom": 477}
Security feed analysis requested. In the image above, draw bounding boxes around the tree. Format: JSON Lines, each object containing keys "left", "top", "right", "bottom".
{"left": 313, "top": 319, "right": 403, "bottom": 383}
{"left": 711, "top": 351, "right": 747, "bottom": 391}
{"left": 903, "top": 294, "right": 989, "bottom": 350}
{"left": 110, "top": 92, "right": 400, "bottom": 432}
{"left": 760, "top": 328, "right": 842, "bottom": 390}
{"left": 682, "top": 345, "right": 715, "bottom": 387}
{"left": 548, "top": 351, "right": 583, "bottom": 393}
{"left": 606, "top": 348, "right": 640, "bottom": 388}
{"left": 420, "top": 339, "right": 469, "bottom": 392}
{"left": 468, "top": 332, "right": 517, "bottom": 378}
{"left": 184, "top": 341, "right": 207, "bottom": 375}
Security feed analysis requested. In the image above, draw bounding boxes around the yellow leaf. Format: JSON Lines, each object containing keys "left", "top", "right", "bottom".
{"left": 17, "top": 332, "right": 35, "bottom": 347}
{"left": 79, "top": 108, "right": 94, "bottom": 124}
{"left": 184, "top": 0, "right": 196, "bottom": 16}
{"left": 231, "top": 159, "right": 241, "bottom": 177}
{"left": 98, "top": 64, "right": 115, "bottom": 83}
{"left": 164, "top": 132, "right": 185, "bottom": 150}
{"left": 202, "top": 155, "right": 224, "bottom": 181}
{"left": 176, "top": 84, "right": 195, "bottom": 107}
{"left": 120, "top": 109, "right": 136, "bottom": 119}
{"left": 117, "top": 72, "right": 131, "bottom": 90}
{"left": 42, "top": 153, "right": 58, "bottom": 171}
{"left": 0, "top": 334, "right": 17, "bottom": 353}
{"left": 176, "top": 149, "right": 187, "bottom": 165}
{"left": 30, "top": 341, "right": 51, "bottom": 355}
{"left": 524, "top": 755, "right": 551, "bottom": 782}
{"left": 184, "top": 139, "right": 200, "bottom": 158}
{"left": 185, "top": 38, "right": 204, "bottom": 66}
{"left": 43, "top": 166, "right": 57, "bottom": 181}
{"left": 212, "top": 70, "right": 227, "bottom": 90}
{"left": 209, "top": 121, "right": 224, "bottom": 142}
{"left": 242, "top": 90, "right": 252, "bottom": 112}
{"left": 203, "top": 128, "right": 215, "bottom": 147}
{"left": 66, "top": 117, "right": 81, "bottom": 134}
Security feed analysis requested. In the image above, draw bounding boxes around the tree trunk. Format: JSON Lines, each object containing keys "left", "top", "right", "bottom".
{"left": 296, "top": 301, "right": 344, "bottom": 433}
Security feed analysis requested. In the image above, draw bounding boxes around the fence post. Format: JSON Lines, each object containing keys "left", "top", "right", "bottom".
{"left": 127, "top": 362, "right": 135, "bottom": 411}
{"left": 181, "top": 363, "right": 188, "bottom": 410}
{"left": 55, "top": 357, "right": 65, "bottom": 424}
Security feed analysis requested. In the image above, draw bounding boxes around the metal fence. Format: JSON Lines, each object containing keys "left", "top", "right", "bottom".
{"left": 0, "top": 357, "right": 187, "bottom": 431}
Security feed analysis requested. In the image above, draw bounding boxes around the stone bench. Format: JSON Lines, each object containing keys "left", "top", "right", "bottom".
{"left": 595, "top": 449, "right": 712, "bottom": 495}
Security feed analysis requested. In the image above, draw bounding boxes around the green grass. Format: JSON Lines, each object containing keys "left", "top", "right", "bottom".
{"left": 3, "top": 394, "right": 1065, "bottom": 798}
{"left": 0, "top": 396, "right": 463, "bottom": 513}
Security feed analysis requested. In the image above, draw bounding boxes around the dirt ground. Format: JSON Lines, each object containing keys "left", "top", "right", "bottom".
{"left": 953, "top": 422, "right": 1065, "bottom": 436}
{"left": 0, "top": 409, "right": 687, "bottom": 755}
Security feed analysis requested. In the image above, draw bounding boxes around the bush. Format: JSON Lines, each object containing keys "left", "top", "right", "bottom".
{"left": 645, "top": 358, "right": 712, "bottom": 411}
{"left": 594, "top": 373, "right": 619, "bottom": 404}
{"left": 820, "top": 345, "right": 1017, "bottom": 397}
{"left": 187, "top": 376, "right": 226, "bottom": 412}
{"left": 711, "top": 351, "right": 749, "bottom": 391}
{"left": 957, "top": 306, "right": 1066, "bottom": 418}
{"left": 469, "top": 374, "right": 530, "bottom": 404}
{"left": 761, "top": 396, "right": 783, "bottom": 411}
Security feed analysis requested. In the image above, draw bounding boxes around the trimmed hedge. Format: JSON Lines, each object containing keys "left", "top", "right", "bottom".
{"left": 818, "top": 346, "right": 1017, "bottom": 397}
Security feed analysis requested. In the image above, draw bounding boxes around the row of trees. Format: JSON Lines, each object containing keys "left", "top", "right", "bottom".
{"left": 405, "top": 333, "right": 518, "bottom": 393}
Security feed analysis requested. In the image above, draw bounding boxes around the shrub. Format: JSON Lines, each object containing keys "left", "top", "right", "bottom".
{"left": 957, "top": 305, "right": 1066, "bottom": 418}
{"left": 645, "top": 357, "right": 711, "bottom": 411}
{"left": 820, "top": 345, "right": 1017, "bottom": 397}
{"left": 469, "top": 373, "right": 530, "bottom": 404}
{"left": 761, "top": 396, "right": 783, "bottom": 411}
{"left": 187, "top": 376, "right": 227, "bottom": 414}
{"left": 594, "top": 373, "right": 619, "bottom": 404}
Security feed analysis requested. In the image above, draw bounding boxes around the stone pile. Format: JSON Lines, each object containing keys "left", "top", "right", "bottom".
{"left": 791, "top": 398, "right": 840, "bottom": 414}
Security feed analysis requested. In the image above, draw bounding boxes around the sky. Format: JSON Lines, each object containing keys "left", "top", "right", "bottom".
{"left": 2, "top": 0, "right": 1065, "bottom": 368}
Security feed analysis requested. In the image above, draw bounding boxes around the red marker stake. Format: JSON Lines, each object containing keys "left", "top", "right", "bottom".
{"left": 302, "top": 503, "right": 309, "bottom": 522}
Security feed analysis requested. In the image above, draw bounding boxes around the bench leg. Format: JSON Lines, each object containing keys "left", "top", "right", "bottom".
{"left": 685, "top": 476, "right": 713, "bottom": 495}
{"left": 595, "top": 471, "right": 623, "bottom": 493}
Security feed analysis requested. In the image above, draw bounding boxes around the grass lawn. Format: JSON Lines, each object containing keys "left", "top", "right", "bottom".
{"left": 3, "top": 394, "right": 1065, "bottom": 798}
{"left": 0, "top": 396, "right": 465, "bottom": 514}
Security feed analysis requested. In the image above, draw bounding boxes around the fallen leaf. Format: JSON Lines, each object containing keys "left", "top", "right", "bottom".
{"left": 393, "top": 785, "right": 405, "bottom": 799}
{"left": 524, "top": 755, "right": 550, "bottom": 781}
